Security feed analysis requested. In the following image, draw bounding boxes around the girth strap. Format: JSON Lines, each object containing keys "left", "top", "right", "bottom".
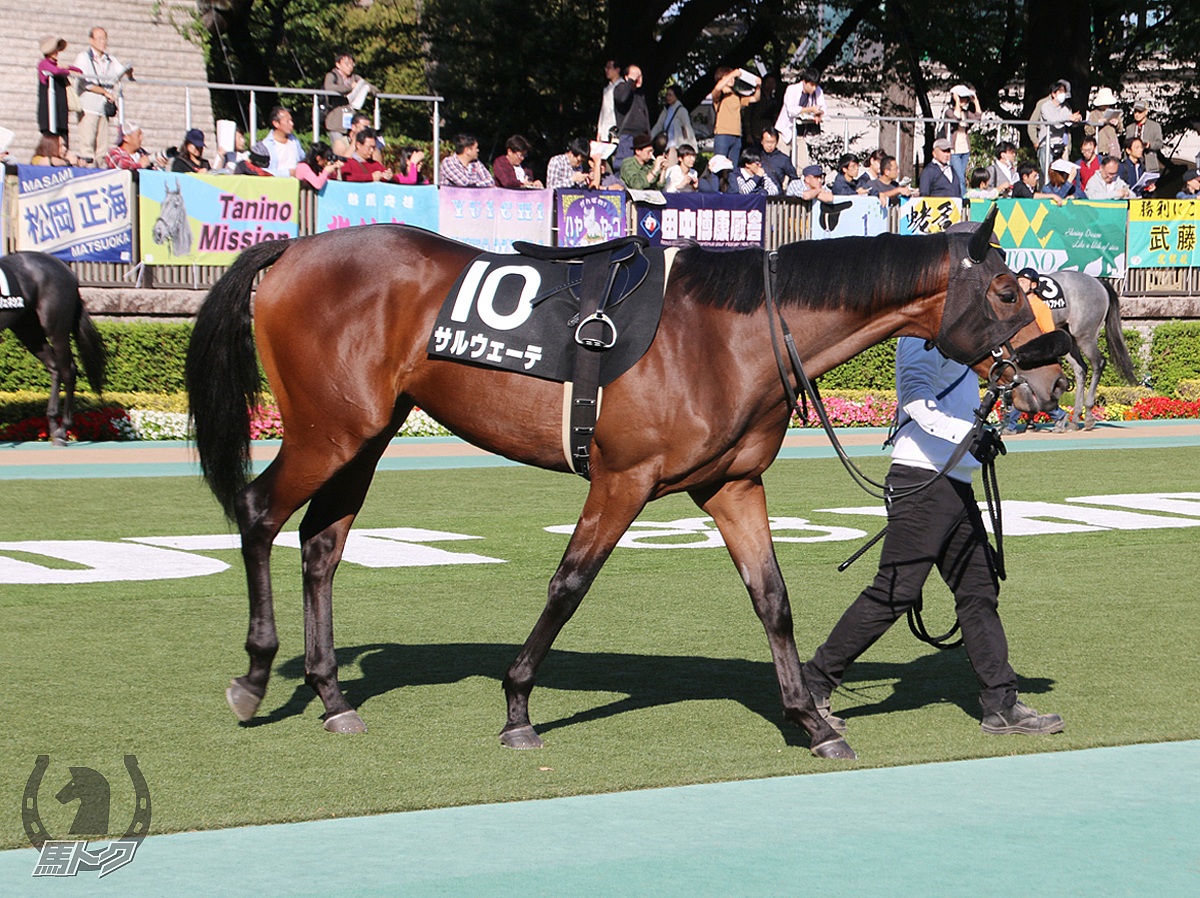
{"left": 568, "top": 250, "right": 616, "bottom": 478}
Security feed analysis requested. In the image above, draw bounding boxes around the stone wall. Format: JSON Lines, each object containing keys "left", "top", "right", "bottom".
{"left": 0, "top": 0, "right": 214, "bottom": 164}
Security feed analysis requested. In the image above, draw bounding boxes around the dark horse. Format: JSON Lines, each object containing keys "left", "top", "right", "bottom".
{"left": 186, "top": 215, "right": 1066, "bottom": 760}
{"left": 0, "top": 252, "right": 106, "bottom": 445}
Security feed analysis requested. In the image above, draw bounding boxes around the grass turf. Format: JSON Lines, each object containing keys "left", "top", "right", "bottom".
{"left": 2, "top": 446, "right": 1198, "bottom": 849}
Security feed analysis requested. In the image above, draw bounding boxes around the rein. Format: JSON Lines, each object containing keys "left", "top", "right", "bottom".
{"left": 761, "top": 250, "right": 1014, "bottom": 649}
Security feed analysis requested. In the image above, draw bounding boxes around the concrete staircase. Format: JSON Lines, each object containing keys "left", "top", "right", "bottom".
{"left": 0, "top": 0, "right": 215, "bottom": 165}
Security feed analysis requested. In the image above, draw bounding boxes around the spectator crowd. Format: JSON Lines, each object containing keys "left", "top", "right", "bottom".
{"left": 20, "top": 28, "right": 1198, "bottom": 203}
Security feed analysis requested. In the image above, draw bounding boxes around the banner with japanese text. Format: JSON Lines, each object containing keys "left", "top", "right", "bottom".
{"left": 315, "top": 182, "right": 438, "bottom": 233}
{"left": 555, "top": 190, "right": 627, "bottom": 247}
{"left": 138, "top": 171, "right": 299, "bottom": 266}
{"left": 437, "top": 187, "right": 553, "bottom": 252}
{"left": 967, "top": 198, "right": 1127, "bottom": 277}
{"left": 898, "top": 197, "right": 963, "bottom": 235}
{"left": 17, "top": 165, "right": 134, "bottom": 262}
{"left": 634, "top": 193, "right": 766, "bottom": 248}
{"left": 811, "top": 195, "right": 890, "bottom": 239}
{"left": 1126, "top": 199, "right": 1197, "bottom": 268}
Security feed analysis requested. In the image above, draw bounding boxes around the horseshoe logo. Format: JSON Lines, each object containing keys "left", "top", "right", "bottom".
{"left": 22, "top": 755, "right": 152, "bottom": 848}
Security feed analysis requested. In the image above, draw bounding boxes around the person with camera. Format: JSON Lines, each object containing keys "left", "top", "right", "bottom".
{"left": 710, "top": 66, "right": 760, "bottom": 175}
{"left": 74, "top": 26, "right": 129, "bottom": 166}
{"left": 802, "top": 336, "right": 1065, "bottom": 739}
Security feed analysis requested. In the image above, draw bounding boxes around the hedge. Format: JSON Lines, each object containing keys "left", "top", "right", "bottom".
{"left": 2, "top": 321, "right": 1199, "bottom": 398}
{"left": 0, "top": 322, "right": 269, "bottom": 394}
{"left": 1149, "top": 321, "right": 1200, "bottom": 396}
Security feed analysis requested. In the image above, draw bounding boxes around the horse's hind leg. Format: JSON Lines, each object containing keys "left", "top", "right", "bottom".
{"left": 295, "top": 425, "right": 403, "bottom": 733}
{"left": 500, "top": 473, "right": 654, "bottom": 749}
{"left": 1083, "top": 345, "right": 1106, "bottom": 430}
{"left": 1065, "top": 349, "right": 1087, "bottom": 432}
{"left": 692, "top": 478, "right": 855, "bottom": 760}
{"left": 226, "top": 435, "right": 370, "bottom": 722}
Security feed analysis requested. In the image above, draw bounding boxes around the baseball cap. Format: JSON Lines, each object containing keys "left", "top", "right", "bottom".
{"left": 932, "top": 137, "right": 952, "bottom": 151}
{"left": 707, "top": 154, "right": 733, "bottom": 173}
{"left": 185, "top": 128, "right": 205, "bottom": 148}
{"left": 802, "top": 164, "right": 823, "bottom": 177}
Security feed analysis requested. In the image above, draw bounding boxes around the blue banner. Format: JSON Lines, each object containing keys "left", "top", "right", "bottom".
{"left": 315, "top": 182, "right": 439, "bottom": 233}
{"left": 17, "top": 165, "right": 134, "bottom": 263}
{"left": 635, "top": 194, "right": 766, "bottom": 248}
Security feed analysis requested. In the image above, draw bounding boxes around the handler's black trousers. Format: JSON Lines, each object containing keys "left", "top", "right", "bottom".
{"left": 803, "top": 463, "right": 1019, "bottom": 715}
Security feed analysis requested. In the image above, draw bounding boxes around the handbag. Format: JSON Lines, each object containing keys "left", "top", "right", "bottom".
{"left": 66, "top": 85, "right": 83, "bottom": 114}
{"left": 103, "top": 99, "right": 118, "bottom": 118}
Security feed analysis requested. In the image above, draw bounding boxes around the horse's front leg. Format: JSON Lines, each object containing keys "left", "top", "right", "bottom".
{"left": 693, "top": 477, "right": 855, "bottom": 760}
{"left": 38, "top": 344, "right": 66, "bottom": 446}
{"left": 1065, "top": 351, "right": 1087, "bottom": 432}
{"left": 500, "top": 473, "right": 653, "bottom": 749}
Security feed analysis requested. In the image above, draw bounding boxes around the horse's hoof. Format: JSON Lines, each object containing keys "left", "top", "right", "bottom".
{"left": 323, "top": 710, "right": 367, "bottom": 733}
{"left": 51, "top": 435, "right": 68, "bottom": 447}
{"left": 226, "top": 678, "right": 263, "bottom": 721}
{"left": 811, "top": 737, "right": 857, "bottom": 760}
{"left": 499, "top": 725, "right": 544, "bottom": 749}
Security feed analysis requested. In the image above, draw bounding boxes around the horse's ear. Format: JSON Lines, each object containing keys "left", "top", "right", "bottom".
{"left": 968, "top": 206, "right": 998, "bottom": 263}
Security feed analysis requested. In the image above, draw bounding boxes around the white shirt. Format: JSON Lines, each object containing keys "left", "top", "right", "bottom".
{"left": 891, "top": 337, "right": 981, "bottom": 483}
{"left": 73, "top": 48, "right": 124, "bottom": 116}
{"left": 597, "top": 80, "right": 617, "bottom": 140}
{"left": 1085, "top": 172, "right": 1130, "bottom": 200}
{"left": 264, "top": 133, "right": 302, "bottom": 177}
{"left": 774, "top": 83, "right": 826, "bottom": 142}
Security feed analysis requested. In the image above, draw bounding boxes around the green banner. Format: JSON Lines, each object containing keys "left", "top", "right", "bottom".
{"left": 968, "top": 198, "right": 1127, "bottom": 277}
{"left": 1126, "top": 199, "right": 1198, "bottom": 268}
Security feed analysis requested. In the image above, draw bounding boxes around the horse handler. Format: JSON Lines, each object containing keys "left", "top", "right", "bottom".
{"left": 801, "top": 336, "right": 1064, "bottom": 737}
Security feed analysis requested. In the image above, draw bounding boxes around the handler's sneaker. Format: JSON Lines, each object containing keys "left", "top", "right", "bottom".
{"left": 813, "top": 693, "right": 847, "bottom": 735}
{"left": 981, "top": 700, "right": 1064, "bottom": 736}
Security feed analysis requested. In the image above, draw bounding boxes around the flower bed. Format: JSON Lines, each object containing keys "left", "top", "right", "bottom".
{"left": 2, "top": 394, "right": 1198, "bottom": 444}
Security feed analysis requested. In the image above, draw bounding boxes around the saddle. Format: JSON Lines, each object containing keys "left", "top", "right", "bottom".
{"left": 427, "top": 236, "right": 664, "bottom": 479}
{"left": 515, "top": 236, "right": 650, "bottom": 322}
{"left": 517, "top": 237, "right": 650, "bottom": 478}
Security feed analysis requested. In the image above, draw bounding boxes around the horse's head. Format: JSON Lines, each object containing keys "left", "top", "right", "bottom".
{"left": 940, "top": 209, "right": 1067, "bottom": 412}
{"left": 152, "top": 181, "right": 192, "bottom": 256}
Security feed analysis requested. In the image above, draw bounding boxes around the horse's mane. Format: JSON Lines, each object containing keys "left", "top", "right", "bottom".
{"left": 673, "top": 233, "right": 951, "bottom": 315}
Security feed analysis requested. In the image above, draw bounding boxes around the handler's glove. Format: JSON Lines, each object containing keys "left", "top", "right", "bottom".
{"left": 970, "top": 427, "right": 1007, "bottom": 464}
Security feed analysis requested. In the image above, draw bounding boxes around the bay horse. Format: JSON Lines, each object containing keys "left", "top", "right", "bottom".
{"left": 1039, "top": 270, "right": 1137, "bottom": 430}
{"left": 186, "top": 214, "right": 1066, "bottom": 760}
{"left": 0, "top": 252, "right": 106, "bottom": 445}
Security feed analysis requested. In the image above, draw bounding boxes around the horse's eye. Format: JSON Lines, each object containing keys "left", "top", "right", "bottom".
{"left": 999, "top": 289, "right": 1017, "bottom": 304}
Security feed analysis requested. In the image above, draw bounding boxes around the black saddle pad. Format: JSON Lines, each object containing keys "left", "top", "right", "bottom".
{"left": 0, "top": 262, "right": 28, "bottom": 313}
{"left": 1036, "top": 275, "right": 1067, "bottom": 310}
{"left": 427, "top": 247, "right": 666, "bottom": 386}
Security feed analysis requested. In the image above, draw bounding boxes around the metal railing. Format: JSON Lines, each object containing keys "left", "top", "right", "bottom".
{"left": 125, "top": 77, "right": 444, "bottom": 181}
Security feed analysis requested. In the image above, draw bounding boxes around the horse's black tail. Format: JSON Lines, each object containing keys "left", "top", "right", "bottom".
{"left": 73, "top": 305, "right": 106, "bottom": 395}
{"left": 1102, "top": 280, "right": 1138, "bottom": 385}
{"left": 186, "top": 239, "right": 293, "bottom": 519}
